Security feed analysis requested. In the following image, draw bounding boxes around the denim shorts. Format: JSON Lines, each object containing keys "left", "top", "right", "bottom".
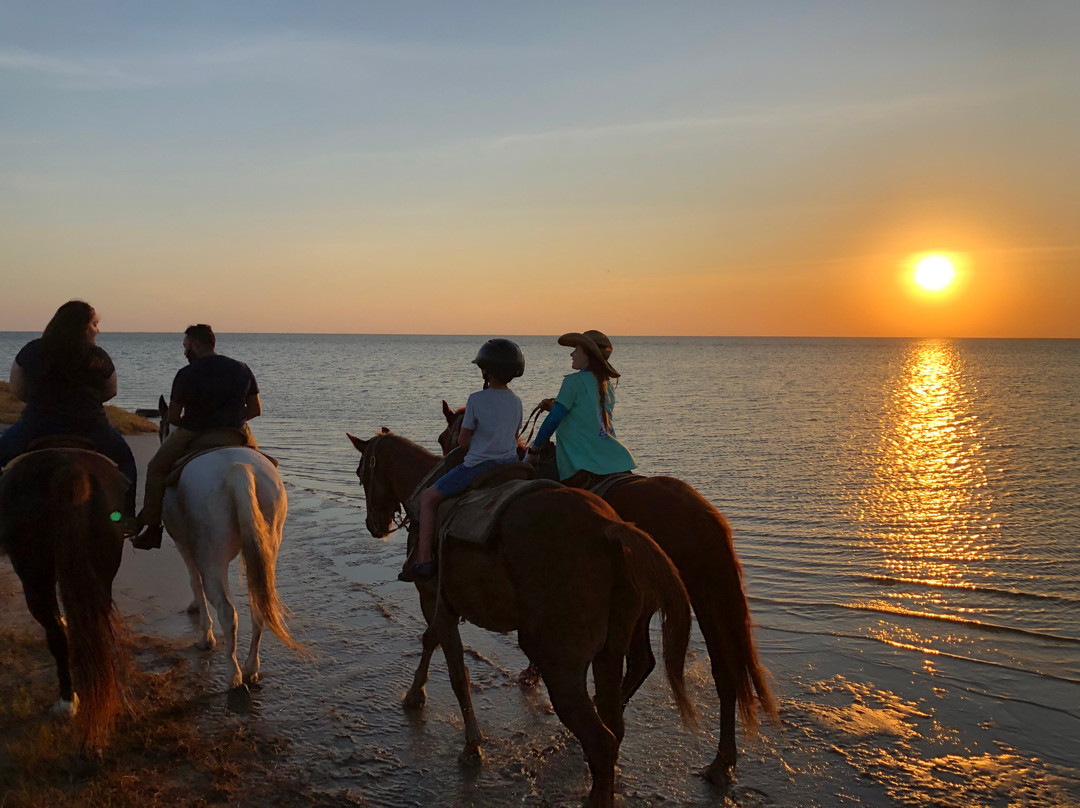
{"left": 433, "top": 460, "right": 503, "bottom": 496}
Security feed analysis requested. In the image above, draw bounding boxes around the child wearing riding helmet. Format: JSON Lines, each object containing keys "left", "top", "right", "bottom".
{"left": 525, "top": 330, "right": 635, "bottom": 488}
{"left": 399, "top": 338, "right": 525, "bottom": 582}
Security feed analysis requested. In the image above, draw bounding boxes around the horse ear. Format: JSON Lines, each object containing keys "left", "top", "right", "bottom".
{"left": 442, "top": 399, "right": 454, "bottom": 422}
{"left": 346, "top": 433, "right": 368, "bottom": 452}
{"left": 380, "top": 426, "right": 391, "bottom": 434}
{"left": 158, "top": 395, "right": 168, "bottom": 414}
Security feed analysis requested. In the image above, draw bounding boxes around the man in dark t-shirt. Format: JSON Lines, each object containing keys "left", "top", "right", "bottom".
{"left": 133, "top": 324, "right": 262, "bottom": 549}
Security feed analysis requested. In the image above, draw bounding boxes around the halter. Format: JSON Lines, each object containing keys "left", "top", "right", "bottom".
{"left": 360, "top": 432, "right": 409, "bottom": 535}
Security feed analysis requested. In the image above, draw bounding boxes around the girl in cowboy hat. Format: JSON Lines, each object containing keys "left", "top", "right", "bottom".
{"left": 524, "top": 330, "right": 635, "bottom": 487}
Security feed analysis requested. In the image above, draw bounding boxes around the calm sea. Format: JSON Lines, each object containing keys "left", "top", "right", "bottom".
{"left": 2, "top": 332, "right": 1078, "bottom": 806}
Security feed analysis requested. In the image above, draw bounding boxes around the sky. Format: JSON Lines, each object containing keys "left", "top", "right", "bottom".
{"left": 2, "top": 1, "right": 1079, "bottom": 337}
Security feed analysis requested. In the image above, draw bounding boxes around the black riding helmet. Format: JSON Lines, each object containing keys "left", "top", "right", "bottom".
{"left": 472, "top": 338, "right": 525, "bottom": 385}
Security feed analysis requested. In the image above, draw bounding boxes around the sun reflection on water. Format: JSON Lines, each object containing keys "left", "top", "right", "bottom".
{"left": 854, "top": 340, "right": 1001, "bottom": 650}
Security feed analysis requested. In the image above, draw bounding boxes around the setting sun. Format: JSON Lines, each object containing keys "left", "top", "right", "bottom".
{"left": 914, "top": 255, "right": 956, "bottom": 291}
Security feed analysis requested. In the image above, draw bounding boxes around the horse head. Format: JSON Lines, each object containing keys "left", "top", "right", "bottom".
{"left": 437, "top": 400, "right": 464, "bottom": 456}
{"left": 347, "top": 429, "right": 403, "bottom": 539}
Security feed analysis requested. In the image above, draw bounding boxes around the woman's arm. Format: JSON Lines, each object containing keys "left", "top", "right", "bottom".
{"left": 101, "top": 370, "right": 118, "bottom": 402}
{"left": 531, "top": 402, "right": 569, "bottom": 448}
{"left": 9, "top": 361, "right": 27, "bottom": 401}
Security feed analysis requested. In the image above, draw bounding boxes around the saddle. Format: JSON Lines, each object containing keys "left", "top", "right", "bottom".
{"left": 163, "top": 428, "right": 279, "bottom": 488}
{"left": 403, "top": 450, "right": 561, "bottom": 548}
{"left": 1, "top": 436, "right": 115, "bottom": 473}
{"left": 437, "top": 473, "right": 561, "bottom": 547}
{"left": 584, "top": 471, "right": 643, "bottom": 499}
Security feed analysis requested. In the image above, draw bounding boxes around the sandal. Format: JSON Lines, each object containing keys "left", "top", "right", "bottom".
{"left": 397, "top": 560, "right": 436, "bottom": 582}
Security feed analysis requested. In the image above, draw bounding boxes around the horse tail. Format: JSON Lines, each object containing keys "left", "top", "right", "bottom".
{"left": 226, "top": 463, "right": 303, "bottom": 652}
{"left": 695, "top": 510, "right": 777, "bottom": 735}
{"left": 50, "top": 461, "right": 132, "bottom": 749}
{"left": 605, "top": 522, "right": 697, "bottom": 729}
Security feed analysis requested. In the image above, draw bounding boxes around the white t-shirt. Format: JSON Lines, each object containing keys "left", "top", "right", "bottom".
{"left": 462, "top": 387, "right": 523, "bottom": 466}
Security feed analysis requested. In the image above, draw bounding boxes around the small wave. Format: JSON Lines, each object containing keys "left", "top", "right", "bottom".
{"left": 762, "top": 625, "right": 1080, "bottom": 689}
{"left": 838, "top": 601, "right": 1080, "bottom": 645}
{"left": 862, "top": 574, "right": 1080, "bottom": 604}
{"left": 749, "top": 595, "right": 1080, "bottom": 645}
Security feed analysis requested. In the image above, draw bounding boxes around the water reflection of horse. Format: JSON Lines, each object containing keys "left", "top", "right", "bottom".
{"left": 347, "top": 430, "right": 695, "bottom": 808}
{"left": 0, "top": 447, "right": 133, "bottom": 751}
{"left": 439, "top": 401, "right": 776, "bottom": 784}
{"left": 155, "top": 398, "right": 302, "bottom": 690}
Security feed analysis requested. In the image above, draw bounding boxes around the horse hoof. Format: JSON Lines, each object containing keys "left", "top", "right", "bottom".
{"left": 227, "top": 684, "right": 253, "bottom": 713}
{"left": 402, "top": 689, "right": 427, "bottom": 710}
{"left": 701, "top": 759, "right": 734, "bottom": 788}
{"left": 243, "top": 671, "right": 260, "bottom": 687}
{"left": 196, "top": 635, "right": 216, "bottom": 651}
{"left": 75, "top": 750, "right": 103, "bottom": 777}
{"left": 458, "top": 745, "right": 483, "bottom": 766}
{"left": 50, "top": 694, "right": 79, "bottom": 718}
{"left": 517, "top": 664, "right": 542, "bottom": 689}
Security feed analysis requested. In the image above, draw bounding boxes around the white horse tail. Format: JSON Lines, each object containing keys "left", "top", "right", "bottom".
{"left": 226, "top": 463, "right": 302, "bottom": 652}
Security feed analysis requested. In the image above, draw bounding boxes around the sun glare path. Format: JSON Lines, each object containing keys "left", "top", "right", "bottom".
{"left": 914, "top": 255, "right": 956, "bottom": 291}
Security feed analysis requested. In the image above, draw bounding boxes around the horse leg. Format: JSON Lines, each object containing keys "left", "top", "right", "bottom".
{"left": 21, "top": 572, "right": 77, "bottom": 715}
{"left": 702, "top": 624, "right": 738, "bottom": 786}
{"left": 431, "top": 608, "right": 483, "bottom": 763}
{"left": 404, "top": 625, "right": 439, "bottom": 710}
{"left": 621, "top": 612, "right": 656, "bottom": 705}
{"left": 201, "top": 570, "right": 243, "bottom": 689}
{"left": 242, "top": 606, "right": 264, "bottom": 685}
{"left": 535, "top": 662, "right": 618, "bottom": 808}
{"left": 173, "top": 537, "right": 214, "bottom": 645}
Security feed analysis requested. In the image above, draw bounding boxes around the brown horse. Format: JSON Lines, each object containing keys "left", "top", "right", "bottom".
{"left": 439, "top": 401, "right": 776, "bottom": 785}
{"left": 0, "top": 448, "right": 133, "bottom": 753}
{"left": 347, "top": 430, "right": 695, "bottom": 808}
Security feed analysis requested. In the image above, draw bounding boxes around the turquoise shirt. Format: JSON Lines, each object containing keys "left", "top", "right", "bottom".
{"left": 551, "top": 370, "right": 636, "bottom": 480}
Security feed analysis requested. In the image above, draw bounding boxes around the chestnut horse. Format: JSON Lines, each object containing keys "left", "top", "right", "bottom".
{"left": 0, "top": 448, "right": 133, "bottom": 752}
{"left": 347, "top": 430, "right": 695, "bottom": 808}
{"left": 439, "top": 401, "right": 776, "bottom": 784}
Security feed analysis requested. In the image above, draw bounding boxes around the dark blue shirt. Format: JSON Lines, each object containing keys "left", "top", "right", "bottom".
{"left": 15, "top": 338, "right": 114, "bottom": 430}
{"left": 170, "top": 353, "right": 259, "bottom": 431}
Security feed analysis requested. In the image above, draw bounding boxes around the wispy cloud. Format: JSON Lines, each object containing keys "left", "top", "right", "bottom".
{"left": 0, "top": 34, "right": 530, "bottom": 91}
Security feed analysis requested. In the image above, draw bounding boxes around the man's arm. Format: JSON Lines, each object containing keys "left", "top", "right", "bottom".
{"left": 244, "top": 393, "right": 262, "bottom": 421}
{"left": 9, "top": 361, "right": 27, "bottom": 401}
{"left": 167, "top": 400, "right": 183, "bottom": 427}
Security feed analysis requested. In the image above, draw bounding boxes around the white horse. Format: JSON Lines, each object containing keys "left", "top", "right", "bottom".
{"left": 157, "top": 399, "right": 301, "bottom": 689}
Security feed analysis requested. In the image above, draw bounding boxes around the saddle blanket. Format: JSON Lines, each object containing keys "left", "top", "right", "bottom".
{"left": 437, "top": 478, "right": 562, "bottom": 546}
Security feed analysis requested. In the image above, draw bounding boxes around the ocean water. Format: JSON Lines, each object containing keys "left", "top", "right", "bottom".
{"left": 2, "top": 332, "right": 1078, "bottom": 806}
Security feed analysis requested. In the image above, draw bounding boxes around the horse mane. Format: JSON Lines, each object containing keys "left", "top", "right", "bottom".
{"left": 376, "top": 431, "right": 443, "bottom": 465}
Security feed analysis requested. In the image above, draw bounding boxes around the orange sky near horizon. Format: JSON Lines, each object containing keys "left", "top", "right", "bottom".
{"left": 3, "top": 4, "right": 1079, "bottom": 338}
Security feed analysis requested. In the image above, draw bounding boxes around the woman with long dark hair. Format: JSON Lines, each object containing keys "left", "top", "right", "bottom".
{"left": 0, "top": 300, "right": 137, "bottom": 519}
{"left": 524, "top": 330, "right": 635, "bottom": 487}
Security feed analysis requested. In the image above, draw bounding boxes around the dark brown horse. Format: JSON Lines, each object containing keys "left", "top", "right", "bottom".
{"left": 0, "top": 448, "right": 133, "bottom": 752}
{"left": 439, "top": 401, "right": 777, "bottom": 784}
{"left": 347, "top": 430, "right": 695, "bottom": 808}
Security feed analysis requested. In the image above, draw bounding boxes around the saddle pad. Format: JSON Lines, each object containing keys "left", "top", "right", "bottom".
{"left": 164, "top": 446, "right": 280, "bottom": 488}
{"left": 437, "top": 478, "right": 562, "bottom": 546}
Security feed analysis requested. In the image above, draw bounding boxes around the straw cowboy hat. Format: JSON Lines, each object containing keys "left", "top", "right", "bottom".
{"left": 558, "top": 330, "right": 620, "bottom": 378}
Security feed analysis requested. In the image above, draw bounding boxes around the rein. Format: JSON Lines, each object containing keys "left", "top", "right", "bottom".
{"left": 517, "top": 403, "right": 545, "bottom": 447}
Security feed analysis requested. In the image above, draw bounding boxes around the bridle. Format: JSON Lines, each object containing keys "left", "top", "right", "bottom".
{"left": 358, "top": 432, "right": 409, "bottom": 536}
